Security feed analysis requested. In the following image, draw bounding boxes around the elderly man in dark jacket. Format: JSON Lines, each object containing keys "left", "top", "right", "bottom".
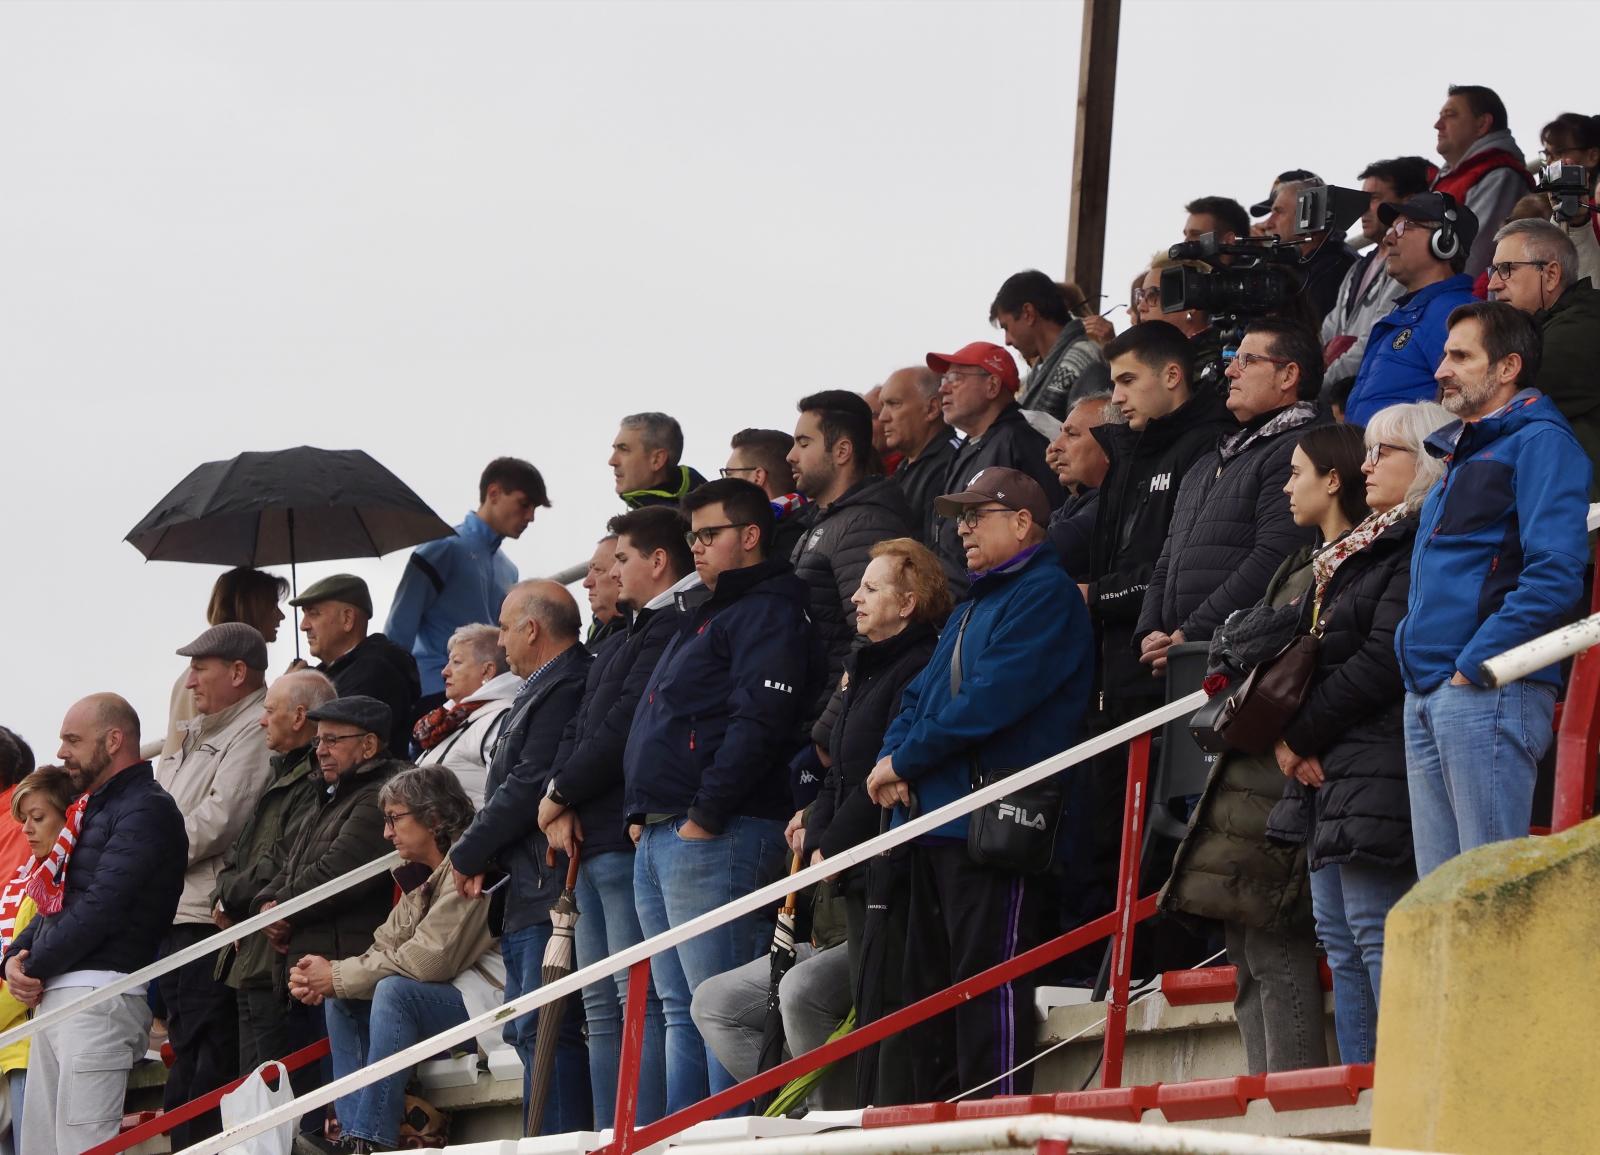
{"left": 536, "top": 508, "right": 696, "bottom": 1128}
{"left": 1137, "top": 318, "right": 1322, "bottom": 675}
{"left": 624, "top": 479, "right": 816, "bottom": 1113}
{"left": 867, "top": 468, "right": 1093, "bottom": 1102}
{"left": 4, "top": 694, "right": 186, "bottom": 1155}
{"left": 291, "top": 574, "right": 422, "bottom": 752}
{"left": 449, "top": 579, "right": 591, "bottom": 1133}
{"left": 787, "top": 390, "right": 914, "bottom": 720}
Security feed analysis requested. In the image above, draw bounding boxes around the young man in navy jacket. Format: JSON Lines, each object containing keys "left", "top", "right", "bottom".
{"left": 623, "top": 478, "right": 817, "bottom": 1113}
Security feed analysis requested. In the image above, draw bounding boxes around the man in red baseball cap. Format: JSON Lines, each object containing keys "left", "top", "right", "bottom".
{"left": 923, "top": 341, "right": 1063, "bottom": 590}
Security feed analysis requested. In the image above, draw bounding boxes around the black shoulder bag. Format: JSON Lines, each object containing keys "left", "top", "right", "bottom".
{"left": 953, "top": 607, "right": 1065, "bottom": 875}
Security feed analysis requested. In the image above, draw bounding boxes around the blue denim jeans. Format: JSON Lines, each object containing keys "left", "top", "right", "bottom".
{"left": 634, "top": 815, "right": 787, "bottom": 1114}
{"left": 501, "top": 922, "right": 592, "bottom": 1134}
{"left": 1309, "top": 861, "right": 1415, "bottom": 1064}
{"left": 574, "top": 848, "right": 666, "bottom": 1128}
{"left": 1404, "top": 680, "right": 1555, "bottom": 877}
{"left": 325, "top": 977, "right": 468, "bottom": 1149}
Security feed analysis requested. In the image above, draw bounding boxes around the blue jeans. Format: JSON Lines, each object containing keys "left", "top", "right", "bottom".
{"left": 325, "top": 977, "right": 468, "bottom": 1149}
{"left": 501, "top": 922, "right": 592, "bottom": 1134}
{"left": 634, "top": 815, "right": 787, "bottom": 1114}
{"left": 1404, "top": 680, "right": 1555, "bottom": 877}
{"left": 1309, "top": 861, "right": 1415, "bottom": 1064}
{"left": 574, "top": 849, "right": 666, "bottom": 1128}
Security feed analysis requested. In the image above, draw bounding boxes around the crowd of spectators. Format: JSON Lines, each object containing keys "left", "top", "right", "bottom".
{"left": 0, "top": 86, "right": 1596, "bottom": 1155}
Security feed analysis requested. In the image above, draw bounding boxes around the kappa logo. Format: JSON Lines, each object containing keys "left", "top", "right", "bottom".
{"left": 763, "top": 679, "right": 794, "bottom": 693}
{"left": 1392, "top": 328, "right": 1413, "bottom": 351}
{"left": 996, "top": 802, "right": 1049, "bottom": 830}
{"left": 1148, "top": 471, "right": 1172, "bottom": 493}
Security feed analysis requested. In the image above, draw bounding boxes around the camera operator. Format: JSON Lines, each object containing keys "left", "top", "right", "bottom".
{"left": 1487, "top": 219, "right": 1600, "bottom": 492}
{"left": 1539, "top": 113, "right": 1600, "bottom": 287}
{"left": 1321, "top": 157, "right": 1435, "bottom": 405}
{"left": 1261, "top": 175, "right": 1357, "bottom": 323}
{"left": 1342, "top": 194, "right": 1479, "bottom": 427}
{"left": 1184, "top": 196, "right": 1252, "bottom": 257}
{"left": 1138, "top": 255, "right": 1224, "bottom": 393}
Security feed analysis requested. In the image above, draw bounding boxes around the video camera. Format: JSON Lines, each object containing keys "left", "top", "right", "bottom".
{"left": 1538, "top": 163, "right": 1592, "bottom": 225}
{"left": 1160, "top": 184, "right": 1372, "bottom": 345}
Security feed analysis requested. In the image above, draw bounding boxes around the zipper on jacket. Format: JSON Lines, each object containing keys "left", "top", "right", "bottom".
{"left": 689, "top": 728, "right": 697, "bottom": 751}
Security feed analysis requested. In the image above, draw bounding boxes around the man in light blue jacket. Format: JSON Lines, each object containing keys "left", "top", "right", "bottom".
{"left": 1397, "top": 301, "right": 1590, "bottom": 877}
{"left": 386, "top": 457, "right": 548, "bottom": 719}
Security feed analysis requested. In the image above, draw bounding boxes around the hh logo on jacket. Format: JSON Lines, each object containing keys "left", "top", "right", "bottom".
{"left": 1148, "top": 472, "right": 1172, "bottom": 493}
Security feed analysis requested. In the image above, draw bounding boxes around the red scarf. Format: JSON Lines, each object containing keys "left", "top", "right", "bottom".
{"left": 412, "top": 699, "right": 487, "bottom": 751}
{"left": 0, "top": 793, "right": 87, "bottom": 953}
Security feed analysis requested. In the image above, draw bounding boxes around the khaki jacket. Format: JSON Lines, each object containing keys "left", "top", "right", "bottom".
{"left": 330, "top": 857, "right": 495, "bottom": 1000}
{"left": 155, "top": 687, "right": 273, "bottom": 925}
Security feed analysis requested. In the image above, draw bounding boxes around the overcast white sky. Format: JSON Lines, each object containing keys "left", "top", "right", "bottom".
{"left": 1, "top": 0, "right": 1592, "bottom": 752}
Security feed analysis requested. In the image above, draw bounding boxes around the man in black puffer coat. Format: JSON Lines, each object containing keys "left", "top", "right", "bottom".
{"left": 787, "top": 391, "right": 913, "bottom": 721}
{"left": 1137, "top": 319, "right": 1324, "bottom": 675}
{"left": 5, "top": 695, "right": 186, "bottom": 1155}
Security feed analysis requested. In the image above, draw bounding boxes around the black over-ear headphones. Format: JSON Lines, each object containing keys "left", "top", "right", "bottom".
{"left": 1431, "top": 192, "right": 1462, "bottom": 262}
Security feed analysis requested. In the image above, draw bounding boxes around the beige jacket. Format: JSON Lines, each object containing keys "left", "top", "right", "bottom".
{"left": 155, "top": 687, "right": 273, "bottom": 925}
{"left": 330, "top": 856, "right": 496, "bottom": 1001}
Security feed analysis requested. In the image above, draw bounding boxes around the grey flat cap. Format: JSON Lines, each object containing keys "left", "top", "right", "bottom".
{"left": 288, "top": 574, "right": 373, "bottom": 617}
{"left": 306, "top": 694, "right": 391, "bottom": 740}
{"left": 176, "top": 622, "right": 269, "bottom": 671}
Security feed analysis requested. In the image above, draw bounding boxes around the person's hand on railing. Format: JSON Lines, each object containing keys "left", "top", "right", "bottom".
{"left": 288, "top": 954, "right": 334, "bottom": 1006}
{"left": 452, "top": 866, "right": 484, "bottom": 901}
{"left": 544, "top": 810, "right": 584, "bottom": 858}
{"left": 784, "top": 808, "right": 808, "bottom": 855}
{"left": 4, "top": 952, "right": 41, "bottom": 1009}
{"left": 866, "top": 755, "right": 910, "bottom": 808}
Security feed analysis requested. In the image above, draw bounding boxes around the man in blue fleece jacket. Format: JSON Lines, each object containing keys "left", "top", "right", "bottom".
{"left": 1398, "top": 301, "right": 1591, "bottom": 876}
{"left": 867, "top": 467, "right": 1093, "bottom": 1101}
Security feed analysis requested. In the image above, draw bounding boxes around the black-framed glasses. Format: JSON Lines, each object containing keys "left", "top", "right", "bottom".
{"left": 1232, "top": 351, "right": 1294, "bottom": 371}
{"left": 381, "top": 811, "right": 414, "bottom": 829}
{"left": 1486, "top": 259, "right": 1549, "bottom": 282}
{"left": 718, "top": 466, "right": 758, "bottom": 479}
{"left": 314, "top": 733, "right": 365, "bottom": 749}
{"left": 685, "top": 522, "right": 751, "bottom": 547}
{"left": 953, "top": 506, "right": 1014, "bottom": 531}
{"left": 1364, "top": 442, "right": 1415, "bottom": 465}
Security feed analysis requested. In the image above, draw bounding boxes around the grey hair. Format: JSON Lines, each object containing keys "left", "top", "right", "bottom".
{"left": 1492, "top": 218, "right": 1580, "bottom": 291}
{"left": 1068, "top": 390, "right": 1126, "bottom": 425}
{"left": 277, "top": 669, "right": 337, "bottom": 712}
{"left": 1364, "top": 401, "right": 1453, "bottom": 508}
{"left": 505, "top": 580, "right": 582, "bottom": 642}
{"left": 378, "top": 766, "right": 476, "bottom": 854}
{"left": 446, "top": 624, "right": 508, "bottom": 675}
{"left": 619, "top": 412, "right": 684, "bottom": 467}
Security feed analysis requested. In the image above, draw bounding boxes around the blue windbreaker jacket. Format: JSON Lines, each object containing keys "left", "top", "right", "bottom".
{"left": 1397, "top": 389, "right": 1591, "bottom": 692}
{"left": 881, "top": 545, "right": 1093, "bottom": 839}
{"left": 1344, "top": 274, "right": 1477, "bottom": 427}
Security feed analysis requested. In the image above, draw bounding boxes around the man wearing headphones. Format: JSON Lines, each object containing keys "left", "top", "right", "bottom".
{"left": 1342, "top": 193, "right": 1479, "bottom": 426}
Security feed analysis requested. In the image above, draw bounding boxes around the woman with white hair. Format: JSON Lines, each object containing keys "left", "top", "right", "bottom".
{"left": 413, "top": 624, "right": 518, "bottom": 807}
{"left": 1266, "top": 400, "right": 1452, "bottom": 1065}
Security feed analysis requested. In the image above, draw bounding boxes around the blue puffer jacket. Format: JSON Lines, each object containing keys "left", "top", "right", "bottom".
{"left": 4, "top": 762, "right": 186, "bottom": 978}
{"left": 623, "top": 559, "right": 820, "bottom": 833}
{"left": 1344, "top": 274, "right": 1477, "bottom": 427}
{"left": 880, "top": 545, "right": 1093, "bottom": 840}
{"left": 1397, "top": 389, "right": 1591, "bottom": 692}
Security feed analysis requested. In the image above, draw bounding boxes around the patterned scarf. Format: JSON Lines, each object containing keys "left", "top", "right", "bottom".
{"left": 770, "top": 492, "right": 809, "bottom": 521}
{"left": 411, "top": 698, "right": 488, "bottom": 752}
{"left": 1310, "top": 502, "right": 1413, "bottom": 626}
{"left": 1219, "top": 401, "right": 1319, "bottom": 463}
{"left": 0, "top": 792, "right": 88, "bottom": 953}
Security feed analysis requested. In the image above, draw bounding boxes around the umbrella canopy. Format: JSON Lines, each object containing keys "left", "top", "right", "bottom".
{"left": 124, "top": 446, "right": 454, "bottom": 568}
{"left": 526, "top": 847, "right": 582, "bottom": 1137}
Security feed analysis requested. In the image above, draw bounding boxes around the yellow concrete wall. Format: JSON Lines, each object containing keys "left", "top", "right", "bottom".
{"left": 1370, "top": 817, "right": 1600, "bottom": 1153}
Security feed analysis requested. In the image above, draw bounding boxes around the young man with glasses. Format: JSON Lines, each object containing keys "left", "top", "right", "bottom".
{"left": 1343, "top": 193, "right": 1480, "bottom": 426}
{"left": 722, "top": 427, "right": 811, "bottom": 563}
{"left": 623, "top": 478, "right": 817, "bottom": 1114}
{"left": 925, "top": 341, "right": 1064, "bottom": 590}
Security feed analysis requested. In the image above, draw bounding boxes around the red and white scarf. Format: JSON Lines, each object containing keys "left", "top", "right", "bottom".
{"left": 0, "top": 793, "right": 87, "bottom": 955}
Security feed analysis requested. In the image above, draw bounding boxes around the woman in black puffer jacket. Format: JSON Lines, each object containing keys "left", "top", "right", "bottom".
{"left": 1266, "top": 400, "right": 1451, "bottom": 1066}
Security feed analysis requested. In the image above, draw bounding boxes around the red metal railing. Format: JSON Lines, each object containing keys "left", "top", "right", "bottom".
{"left": 596, "top": 733, "right": 1160, "bottom": 1155}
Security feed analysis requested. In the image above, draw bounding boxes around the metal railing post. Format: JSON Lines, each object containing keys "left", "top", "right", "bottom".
{"left": 612, "top": 959, "right": 652, "bottom": 1152}
{"left": 1101, "top": 731, "right": 1150, "bottom": 1090}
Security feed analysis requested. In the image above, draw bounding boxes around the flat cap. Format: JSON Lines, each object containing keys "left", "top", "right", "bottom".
{"left": 305, "top": 694, "right": 392, "bottom": 741}
{"left": 176, "top": 622, "right": 269, "bottom": 671}
{"left": 288, "top": 574, "right": 373, "bottom": 617}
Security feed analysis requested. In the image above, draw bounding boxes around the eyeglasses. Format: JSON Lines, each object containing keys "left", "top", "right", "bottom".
{"left": 314, "top": 733, "right": 365, "bottom": 749}
{"left": 1364, "top": 442, "right": 1415, "bottom": 465}
{"left": 1486, "top": 259, "right": 1549, "bottom": 282}
{"left": 1131, "top": 287, "right": 1163, "bottom": 307}
{"left": 718, "top": 467, "right": 758, "bottom": 479}
{"left": 1232, "top": 351, "right": 1294, "bottom": 371}
{"left": 381, "top": 811, "right": 414, "bottom": 829}
{"left": 684, "top": 522, "right": 751, "bottom": 547}
{"left": 953, "top": 506, "right": 1014, "bottom": 531}
{"left": 1385, "top": 217, "right": 1437, "bottom": 240}
{"left": 940, "top": 368, "right": 989, "bottom": 386}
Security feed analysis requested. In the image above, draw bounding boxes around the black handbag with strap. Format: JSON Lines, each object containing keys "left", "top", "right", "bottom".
{"left": 947, "top": 606, "right": 1065, "bottom": 875}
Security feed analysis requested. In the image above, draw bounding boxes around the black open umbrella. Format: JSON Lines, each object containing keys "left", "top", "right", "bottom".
{"left": 125, "top": 446, "right": 455, "bottom": 655}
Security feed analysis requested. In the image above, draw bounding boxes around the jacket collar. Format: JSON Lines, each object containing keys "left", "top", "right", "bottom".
{"left": 1218, "top": 401, "right": 1318, "bottom": 462}
{"left": 643, "top": 571, "right": 702, "bottom": 615}
{"left": 702, "top": 558, "right": 791, "bottom": 607}
{"left": 180, "top": 686, "right": 268, "bottom": 744}
{"left": 622, "top": 465, "right": 695, "bottom": 507}
{"left": 271, "top": 744, "right": 319, "bottom": 782}
{"left": 1536, "top": 278, "right": 1598, "bottom": 326}
{"left": 88, "top": 760, "right": 155, "bottom": 804}
{"left": 1395, "top": 272, "right": 1474, "bottom": 312}
{"left": 462, "top": 670, "right": 523, "bottom": 705}
{"left": 960, "top": 402, "right": 1027, "bottom": 448}
{"left": 1096, "top": 389, "right": 1230, "bottom": 458}
{"left": 856, "top": 619, "right": 939, "bottom": 671}
{"left": 1439, "top": 128, "right": 1523, "bottom": 177}
{"left": 1426, "top": 387, "right": 1545, "bottom": 461}
{"left": 969, "top": 541, "right": 1051, "bottom": 588}
{"left": 459, "top": 510, "right": 503, "bottom": 551}
{"left": 330, "top": 754, "right": 402, "bottom": 800}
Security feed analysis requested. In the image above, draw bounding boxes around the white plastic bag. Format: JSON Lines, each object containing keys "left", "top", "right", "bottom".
{"left": 218, "top": 1060, "right": 294, "bottom": 1155}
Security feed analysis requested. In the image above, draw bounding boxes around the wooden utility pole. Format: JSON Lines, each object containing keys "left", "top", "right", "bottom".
{"left": 1066, "top": 0, "right": 1121, "bottom": 308}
